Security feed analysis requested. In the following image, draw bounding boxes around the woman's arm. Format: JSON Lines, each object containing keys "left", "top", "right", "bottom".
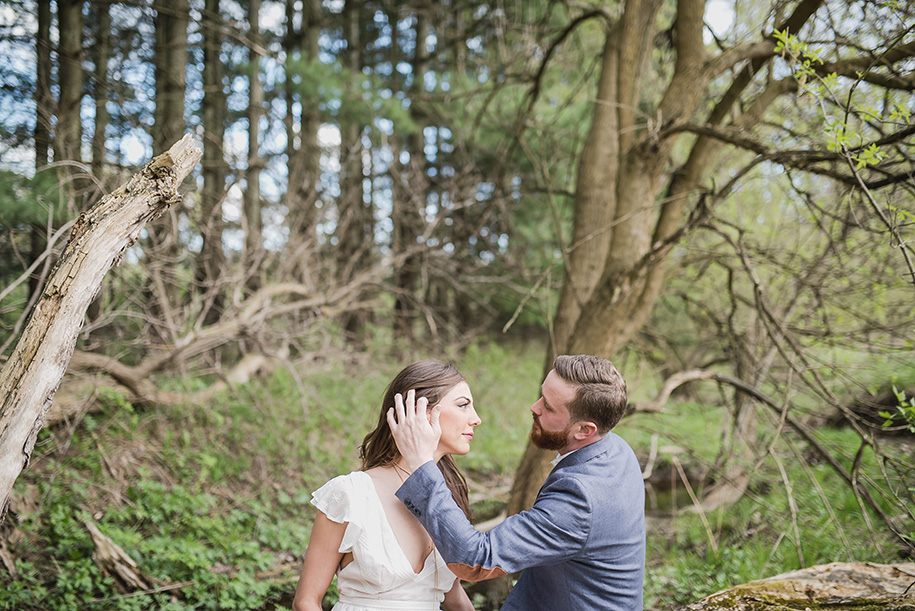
{"left": 292, "top": 511, "right": 346, "bottom": 611}
{"left": 441, "top": 578, "right": 475, "bottom": 611}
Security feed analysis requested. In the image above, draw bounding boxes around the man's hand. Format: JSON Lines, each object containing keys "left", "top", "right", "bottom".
{"left": 387, "top": 389, "right": 442, "bottom": 472}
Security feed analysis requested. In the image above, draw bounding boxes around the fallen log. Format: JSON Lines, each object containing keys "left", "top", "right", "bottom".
{"left": 0, "top": 136, "right": 202, "bottom": 522}
{"left": 682, "top": 561, "right": 915, "bottom": 610}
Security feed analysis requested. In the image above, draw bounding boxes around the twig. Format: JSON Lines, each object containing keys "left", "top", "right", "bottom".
{"left": 0, "top": 219, "right": 75, "bottom": 304}
{"left": 502, "top": 266, "right": 551, "bottom": 334}
{"left": 672, "top": 455, "right": 718, "bottom": 554}
{"left": 769, "top": 448, "right": 804, "bottom": 567}
{"left": 87, "top": 580, "right": 194, "bottom": 604}
{"left": 641, "top": 433, "right": 659, "bottom": 480}
{"left": 784, "top": 434, "right": 853, "bottom": 558}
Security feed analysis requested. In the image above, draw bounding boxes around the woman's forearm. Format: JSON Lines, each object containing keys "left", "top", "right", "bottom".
{"left": 441, "top": 579, "right": 475, "bottom": 611}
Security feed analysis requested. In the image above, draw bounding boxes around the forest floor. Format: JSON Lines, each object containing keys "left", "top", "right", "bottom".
{"left": 1, "top": 336, "right": 911, "bottom": 610}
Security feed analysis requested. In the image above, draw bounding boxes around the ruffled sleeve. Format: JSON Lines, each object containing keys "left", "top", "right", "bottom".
{"left": 311, "top": 473, "right": 363, "bottom": 554}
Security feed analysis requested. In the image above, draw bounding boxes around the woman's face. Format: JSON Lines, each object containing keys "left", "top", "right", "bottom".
{"left": 434, "top": 381, "right": 481, "bottom": 457}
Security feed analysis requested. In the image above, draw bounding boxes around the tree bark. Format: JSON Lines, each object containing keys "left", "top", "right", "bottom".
{"left": 148, "top": 0, "right": 190, "bottom": 330}
{"left": 393, "top": 9, "right": 428, "bottom": 343}
{"left": 30, "top": 0, "right": 53, "bottom": 301}
{"left": 90, "top": 0, "right": 111, "bottom": 194}
{"left": 197, "top": 0, "right": 227, "bottom": 324}
{"left": 55, "top": 0, "right": 83, "bottom": 172}
{"left": 285, "top": 0, "right": 322, "bottom": 272}
{"left": 86, "top": 0, "right": 112, "bottom": 326}
{"left": 152, "top": 0, "right": 189, "bottom": 155}
{"left": 244, "top": 0, "right": 264, "bottom": 294}
{"left": 549, "top": 25, "right": 620, "bottom": 363}
{"left": 338, "top": 0, "right": 371, "bottom": 342}
{"left": 0, "top": 135, "right": 202, "bottom": 523}
{"left": 509, "top": 0, "right": 827, "bottom": 512}
{"left": 34, "top": 0, "right": 52, "bottom": 171}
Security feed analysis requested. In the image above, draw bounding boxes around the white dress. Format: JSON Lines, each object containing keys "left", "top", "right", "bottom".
{"left": 311, "top": 471, "right": 459, "bottom": 611}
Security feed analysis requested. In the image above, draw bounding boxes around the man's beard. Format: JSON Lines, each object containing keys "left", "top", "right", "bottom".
{"left": 529, "top": 417, "right": 573, "bottom": 451}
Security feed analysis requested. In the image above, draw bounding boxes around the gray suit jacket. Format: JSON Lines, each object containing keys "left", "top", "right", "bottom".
{"left": 397, "top": 432, "right": 645, "bottom": 610}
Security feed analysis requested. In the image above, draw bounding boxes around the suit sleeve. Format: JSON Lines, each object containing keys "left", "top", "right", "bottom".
{"left": 396, "top": 461, "right": 591, "bottom": 582}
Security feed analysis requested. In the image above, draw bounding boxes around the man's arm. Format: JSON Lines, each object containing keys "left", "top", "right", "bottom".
{"left": 388, "top": 389, "right": 590, "bottom": 580}
{"left": 396, "top": 462, "right": 591, "bottom": 581}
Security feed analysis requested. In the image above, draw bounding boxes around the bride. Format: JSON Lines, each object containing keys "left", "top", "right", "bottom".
{"left": 292, "top": 360, "right": 481, "bottom": 611}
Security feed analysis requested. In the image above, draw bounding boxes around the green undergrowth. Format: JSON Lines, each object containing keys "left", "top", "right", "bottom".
{"left": 641, "top": 423, "right": 912, "bottom": 609}
{"left": 1, "top": 336, "right": 911, "bottom": 610}
{"left": 0, "top": 338, "right": 542, "bottom": 610}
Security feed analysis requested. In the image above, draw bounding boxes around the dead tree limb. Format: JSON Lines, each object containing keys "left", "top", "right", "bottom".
{"left": 47, "top": 258, "right": 403, "bottom": 418}
{"left": 0, "top": 135, "right": 202, "bottom": 522}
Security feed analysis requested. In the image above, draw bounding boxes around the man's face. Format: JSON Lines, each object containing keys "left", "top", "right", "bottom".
{"left": 529, "top": 369, "right": 578, "bottom": 452}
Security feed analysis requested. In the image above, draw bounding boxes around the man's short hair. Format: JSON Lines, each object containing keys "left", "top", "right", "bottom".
{"left": 553, "top": 355, "right": 628, "bottom": 434}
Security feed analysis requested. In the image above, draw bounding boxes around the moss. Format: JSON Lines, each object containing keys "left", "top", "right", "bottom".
{"left": 697, "top": 591, "right": 915, "bottom": 611}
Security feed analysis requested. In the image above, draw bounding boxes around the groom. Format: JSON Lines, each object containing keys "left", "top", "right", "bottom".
{"left": 388, "top": 354, "right": 645, "bottom": 610}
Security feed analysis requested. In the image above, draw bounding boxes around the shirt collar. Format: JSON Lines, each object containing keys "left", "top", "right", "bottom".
{"left": 550, "top": 447, "right": 579, "bottom": 467}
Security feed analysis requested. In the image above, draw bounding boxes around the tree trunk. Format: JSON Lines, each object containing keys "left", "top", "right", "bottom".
{"left": 34, "top": 0, "right": 52, "bottom": 172}
{"left": 90, "top": 0, "right": 111, "bottom": 195}
{"left": 55, "top": 0, "right": 83, "bottom": 169}
{"left": 508, "top": 0, "right": 823, "bottom": 512}
{"left": 283, "top": 0, "right": 303, "bottom": 233}
{"left": 30, "top": 0, "right": 53, "bottom": 301}
{"left": 285, "top": 0, "right": 322, "bottom": 272}
{"left": 548, "top": 29, "right": 619, "bottom": 361}
{"left": 0, "top": 136, "right": 202, "bottom": 522}
{"left": 244, "top": 0, "right": 264, "bottom": 294}
{"left": 337, "top": 1, "right": 371, "bottom": 342}
{"left": 55, "top": 0, "right": 84, "bottom": 220}
{"left": 148, "top": 0, "right": 190, "bottom": 331}
{"left": 152, "top": 0, "right": 188, "bottom": 155}
{"left": 393, "top": 9, "right": 428, "bottom": 343}
{"left": 197, "top": 0, "right": 227, "bottom": 325}
{"left": 86, "top": 0, "right": 112, "bottom": 327}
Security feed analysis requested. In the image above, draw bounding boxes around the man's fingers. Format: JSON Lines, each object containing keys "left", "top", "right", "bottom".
{"left": 429, "top": 403, "right": 442, "bottom": 431}
{"left": 393, "top": 392, "right": 406, "bottom": 425}
{"left": 416, "top": 395, "right": 428, "bottom": 420}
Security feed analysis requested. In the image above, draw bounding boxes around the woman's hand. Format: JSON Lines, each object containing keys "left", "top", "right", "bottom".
{"left": 387, "top": 389, "right": 442, "bottom": 472}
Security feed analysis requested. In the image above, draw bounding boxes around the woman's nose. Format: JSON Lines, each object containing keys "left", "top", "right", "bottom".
{"left": 470, "top": 407, "right": 482, "bottom": 426}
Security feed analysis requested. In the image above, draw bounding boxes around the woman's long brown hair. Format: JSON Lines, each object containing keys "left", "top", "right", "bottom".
{"left": 359, "top": 360, "right": 473, "bottom": 520}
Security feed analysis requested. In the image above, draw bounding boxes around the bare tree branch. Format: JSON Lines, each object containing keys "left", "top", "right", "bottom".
{"left": 0, "top": 135, "right": 202, "bottom": 522}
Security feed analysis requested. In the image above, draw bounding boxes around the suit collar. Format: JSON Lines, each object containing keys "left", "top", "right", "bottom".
{"left": 551, "top": 432, "right": 615, "bottom": 471}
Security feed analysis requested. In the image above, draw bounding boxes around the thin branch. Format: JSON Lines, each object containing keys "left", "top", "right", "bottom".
{"left": 673, "top": 455, "right": 718, "bottom": 554}
{"left": 769, "top": 448, "right": 805, "bottom": 567}
{"left": 627, "top": 367, "right": 912, "bottom": 548}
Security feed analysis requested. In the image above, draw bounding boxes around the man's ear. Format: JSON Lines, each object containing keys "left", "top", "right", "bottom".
{"left": 574, "top": 421, "right": 599, "bottom": 441}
